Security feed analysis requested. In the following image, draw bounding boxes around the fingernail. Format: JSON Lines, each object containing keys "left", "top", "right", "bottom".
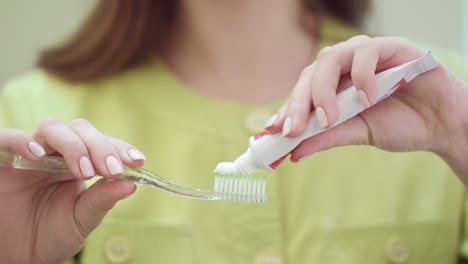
{"left": 297, "top": 154, "right": 313, "bottom": 162}
{"left": 282, "top": 117, "right": 292, "bottom": 137}
{"left": 106, "top": 156, "right": 123, "bottom": 175}
{"left": 265, "top": 114, "right": 278, "bottom": 128}
{"left": 128, "top": 149, "right": 146, "bottom": 161}
{"left": 358, "top": 90, "right": 371, "bottom": 108}
{"left": 316, "top": 107, "right": 328, "bottom": 128}
{"left": 28, "top": 142, "right": 45, "bottom": 158}
{"left": 79, "top": 156, "right": 95, "bottom": 178}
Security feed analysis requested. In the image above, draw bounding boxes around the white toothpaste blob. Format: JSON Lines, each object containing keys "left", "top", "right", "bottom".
{"left": 214, "top": 52, "right": 439, "bottom": 176}
{"left": 214, "top": 162, "right": 237, "bottom": 175}
{"left": 214, "top": 149, "right": 264, "bottom": 175}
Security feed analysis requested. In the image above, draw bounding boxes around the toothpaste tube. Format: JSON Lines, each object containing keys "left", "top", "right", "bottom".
{"left": 215, "top": 52, "right": 439, "bottom": 175}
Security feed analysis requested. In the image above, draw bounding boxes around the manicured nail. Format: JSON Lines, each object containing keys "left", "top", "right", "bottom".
{"left": 316, "top": 107, "right": 328, "bottom": 128}
{"left": 358, "top": 90, "right": 371, "bottom": 108}
{"left": 282, "top": 117, "right": 292, "bottom": 137}
{"left": 128, "top": 149, "right": 146, "bottom": 161}
{"left": 79, "top": 156, "right": 95, "bottom": 178}
{"left": 265, "top": 114, "right": 279, "bottom": 128}
{"left": 297, "top": 154, "right": 313, "bottom": 162}
{"left": 106, "top": 156, "right": 123, "bottom": 175}
{"left": 28, "top": 142, "right": 45, "bottom": 158}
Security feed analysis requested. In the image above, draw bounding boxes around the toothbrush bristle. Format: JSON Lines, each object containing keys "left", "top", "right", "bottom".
{"left": 214, "top": 173, "right": 267, "bottom": 203}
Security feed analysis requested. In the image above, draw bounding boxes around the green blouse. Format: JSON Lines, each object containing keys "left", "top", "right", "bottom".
{"left": 1, "top": 17, "right": 468, "bottom": 264}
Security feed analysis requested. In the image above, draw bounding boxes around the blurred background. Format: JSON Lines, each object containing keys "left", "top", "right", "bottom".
{"left": 0, "top": 0, "right": 467, "bottom": 84}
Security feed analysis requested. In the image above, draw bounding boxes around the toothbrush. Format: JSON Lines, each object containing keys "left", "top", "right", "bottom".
{"left": 0, "top": 150, "right": 267, "bottom": 203}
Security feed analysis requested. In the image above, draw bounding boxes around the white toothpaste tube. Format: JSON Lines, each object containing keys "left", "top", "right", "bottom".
{"left": 215, "top": 52, "right": 439, "bottom": 175}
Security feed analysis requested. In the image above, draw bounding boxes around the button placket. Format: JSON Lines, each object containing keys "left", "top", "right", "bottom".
{"left": 254, "top": 251, "right": 284, "bottom": 264}
{"left": 384, "top": 236, "right": 410, "bottom": 263}
{"left": 104, "top": 236, "right": 131, "bottom": 264}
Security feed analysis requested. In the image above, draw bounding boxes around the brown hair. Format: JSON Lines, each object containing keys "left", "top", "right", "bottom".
{"left": 39, "top": 0, "right": 369, "bottom": 82}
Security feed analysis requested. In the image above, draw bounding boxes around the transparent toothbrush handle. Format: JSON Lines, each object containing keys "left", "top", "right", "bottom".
{"left": 0, "top": 151, "right": 71, "bottom": 173}
{"left": 0, "top": 150, "right": 225, "bottom": 201}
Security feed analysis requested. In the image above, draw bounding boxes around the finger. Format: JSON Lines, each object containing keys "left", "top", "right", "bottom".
{"left": 351, "top": 43, "right": 379, "bottom": 106}
{"left": 351, "top": 37, "right": 426, "bottom": 105}
{"left": 311, "top": 35, "right": 371, "bottom": 129}
{"left": 266, "top": 37, "right": 368, "bottom": 136}
{"left": 368, "top": 37, "right": 425, "bottom": 71}
{"left": 33, "top": 117, "right": 95, "bottom": 179}
{"left": 67, "top": 119, "right": 124, "bottom": 178}
{"left": 269, "top": 72, "right": 354, "bottom": 137}
{"left": 282, "top": 63, "right": 316, "bottom": 137}
{"left": 289, "top": 115, "right": 371, "bottom": 162}
{"left": 105, "top": 136, "right": 146, "bottom": 167}
{"left": 74, "top": 179, "right": 136, "bottom": 237}
{"left": 264, "top": 101, "right": 289, "bottom": 134}
{"left": 0, "top": 128, "right": 46, "bottom": 161}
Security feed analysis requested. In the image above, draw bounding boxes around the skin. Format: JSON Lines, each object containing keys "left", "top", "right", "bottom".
{"left": 265, "top": 36, "right": 468, "bottom": 186}
{"left": 3, "top": 1, "right": 468, "bottom": 263}
{"left": 161, "top": 0, "right": 315, "bottom": 103}
{"left": 1, "top": 1, "right": 314, "bottom": 262}
{"left": 0, "top": 118, "right": 143, "bottom": 263}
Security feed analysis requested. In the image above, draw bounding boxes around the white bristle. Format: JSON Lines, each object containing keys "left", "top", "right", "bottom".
{"left": 252, "top": 177, "right": 258, "bottom": 195}
{"left": 247, "top": 178, "right": 252, "bottom": 193}
{"left": 214, "top": 176, "right": 220, "bottom": 193}
{"left": 220, "top": 176, "right": 226, "bottom": 192}
{"left": 261, "top": 180, "right": 266, "bottom": 196}
{"left": 239, "top": 177, "right": 245, "bottom": 194}
{"left": 228, "top": 176, "right": 234, "bottom": 193}
{"left": 215, "top": 177, "right": 220, "bottom": 192}
{"left": 257, "top": 177, "right": 263, "bottom": 194}
{"left": 233, "top": 175, "right": 239, "bottom": 193}
{"left": 213, "top": 173, "right": 267, "bottom": 203}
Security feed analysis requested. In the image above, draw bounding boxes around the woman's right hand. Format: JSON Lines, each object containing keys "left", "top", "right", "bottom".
{"left": 0, "top": 118, "right": 146, "bottom": 264}
{"left": 265, "top": 36, "right": 468, "bottom": 185}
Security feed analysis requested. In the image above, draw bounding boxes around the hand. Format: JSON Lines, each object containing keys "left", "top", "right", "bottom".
{"left": 0, "top": 118, "right": 146, "bottom": 263}
{"left": 265, "top": 36, "right": 468, "bottom": 182}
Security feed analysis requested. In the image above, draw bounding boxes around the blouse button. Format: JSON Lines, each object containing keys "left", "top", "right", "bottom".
{"left": 384, "top": 236, "right": 410, "bottom": 263}
{"left": 245, "top": 111, "right": 273, "bottom": 135}
{"left": 104, "top": 236, "right": 131, "bottom": 264}
{"left": 254, "top": 251, "right": 283, "bottom": 264}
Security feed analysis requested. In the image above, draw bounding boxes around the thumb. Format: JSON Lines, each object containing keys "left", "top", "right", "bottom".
{"left": 74, "top": 178, "right": 136, "bottom": 236}
{"left": 290, "top": 115, "right": 371, "bottom": 161}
